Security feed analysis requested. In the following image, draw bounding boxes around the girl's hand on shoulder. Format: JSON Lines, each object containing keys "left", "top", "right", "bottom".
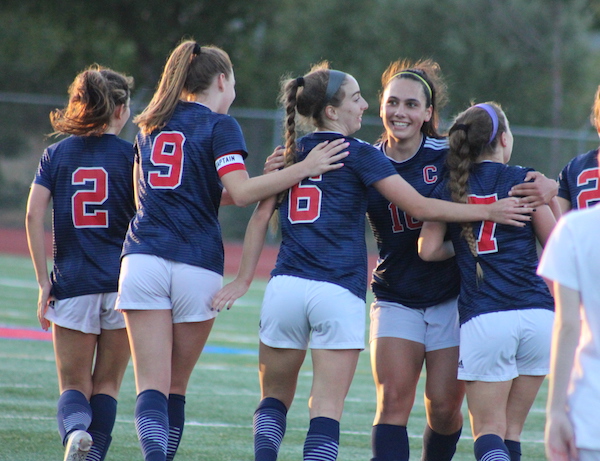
{"left": 211, "top": 278, "right": 251, "bottom": 312}
{"left": 509, "top": 171, "right": 558, "bottom": 208}
{"left": 488, "top": 197, "right": 533, "bottom": 226}
{"left": 263, "top": 146, "right": 285, "bottom": 174}
{"left": 302, "top": 139, "right": 349, "bottom": 177}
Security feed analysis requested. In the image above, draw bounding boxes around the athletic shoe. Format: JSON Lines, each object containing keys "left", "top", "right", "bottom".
{"left": 63, "top": 430, "right": 93, "bottom": 461}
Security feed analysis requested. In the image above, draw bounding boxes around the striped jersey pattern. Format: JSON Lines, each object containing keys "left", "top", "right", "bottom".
{"left": 367, "top": 137, "right": 460, "bottom": 308}
{"left": 432, "top": 162, "right": 554, "bottom": 325}
{"left": 557, "top": 148, "right": 600, "bottom": 210}
{"left": 34, "top": 134, "right": 135, "bottom": 299}
{"left": 272, "top": 132, "right": 397, "bottom": 300}
{"left": 123, "top": 101, "right": 248, "bottom": 275}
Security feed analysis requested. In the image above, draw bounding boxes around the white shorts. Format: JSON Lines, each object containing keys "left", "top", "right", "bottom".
{"left": 369, "top": 298, "right": 460, "bottom": 351}
{"left": 458, "top": 309, "right": 554, "bottom": 382}
{"left": 259, "top": 275, "right": 366, "bottom": 350}
{"left": 579, "top": 449, "right": 600, "bottom": 461}
{"left": 46, "top": 292, "right": 125, "bottom": 335}
{"left": 116, "top": 254, "right": 222, "bottom": 323}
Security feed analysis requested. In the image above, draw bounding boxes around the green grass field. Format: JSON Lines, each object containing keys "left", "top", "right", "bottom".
{"left": 0, "top": 253, "right": 547, "bottom": 461}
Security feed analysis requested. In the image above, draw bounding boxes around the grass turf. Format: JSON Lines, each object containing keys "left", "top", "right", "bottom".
{"left": 0, "top": 254, "right": 546, "bottom": 460}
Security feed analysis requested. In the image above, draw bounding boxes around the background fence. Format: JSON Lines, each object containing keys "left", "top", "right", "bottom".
{"left": 1, "top": 92, "right": 598, "bottom": 240}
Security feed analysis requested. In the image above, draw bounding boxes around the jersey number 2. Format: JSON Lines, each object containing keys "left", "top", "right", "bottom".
{"left": 72, "top": 167, "right": 109, "bottom": 228}
{"left": 288, "top": 176, "right": 322, "bottom": 223}
{"left": 577, "top": 168, "right": 600, "bottom": 209}
{"left": 468, "top": 194, "right": 498, "bottom": 254}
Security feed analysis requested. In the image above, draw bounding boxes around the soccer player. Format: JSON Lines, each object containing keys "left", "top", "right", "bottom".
{"left": 115, "top": 39, "right": 349, "bottom": 461}
{"left": 366, "top": 59, "right": 465, "bottom": 461}
{"left": 418, "top": 102, "right": 556, "bottom": 461}
{"left": 367, "top": 60, "right": 558, "bottom": 461}
{"left": 555, "top": 84, "right": 600, "bottom": 213}
{"left": 212, "top": 65, "right": 533, "bottom": 461}
{"left": 26, "top": 65, "right": 135, "bottom": 461}
{"left": 538, "top": 150, "right": 600, "bottom": 461}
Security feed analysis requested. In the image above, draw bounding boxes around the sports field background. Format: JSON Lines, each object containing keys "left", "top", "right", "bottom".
{"left": 0, "top": 228, "right": 548, "bottom": 461}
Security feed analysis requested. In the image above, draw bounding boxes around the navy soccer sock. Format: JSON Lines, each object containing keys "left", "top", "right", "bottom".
{"left": 254, "top": 397, "right": 288, "bottom": 461}
{"left": 371, "top": 424, "right": 409, "bottom": 461}
{"left": 474, "top": 434, "right": 510, "bottom": 461}
{"left": 166, "top": 393, "right": 186, "bottom": 461}
{"left": 57, "top": 389, "right": 92, "bottom": 445}
{"left": 86, "top": 393, "right": 117, "bottom": 461}
{"left": 135, "top": 389, "right": 169, "bottom": 461}
{"left": 504, "top": 440, "right": 521, "bottom": 461}
{"left": 303, "top": 416, "right": 340, "bottom": 461}
{"left": 421, "top": 425, "right": 462, "bottom": 461}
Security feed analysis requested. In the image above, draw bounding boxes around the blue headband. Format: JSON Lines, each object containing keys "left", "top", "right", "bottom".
{"left": 474, "top": 103, "right": 499, "bottom": 144}
{"left": 325, "top": 70, "right": 346, "bottom": 103}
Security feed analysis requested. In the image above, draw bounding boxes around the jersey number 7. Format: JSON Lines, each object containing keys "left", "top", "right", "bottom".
{"left": 468, "top": 194, "right": 498, "bottom": 254}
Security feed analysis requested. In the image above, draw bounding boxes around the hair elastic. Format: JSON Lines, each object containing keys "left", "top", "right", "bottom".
{"left": 449, "top": 123, "right": 469, "bottom": 135}
{"left": 325, "top": 70, "right": 346, "bottom": 103}
{"left": 474, "top": 103, "right": 498, "bottom": 144}
{"left": 296, "top": 76, "right": 305, "bottom": 87}
{"left": 390, "top": 70, "right": 433, "bottom": 100}
{"left": 192, "top": 43, "right": 201, "bottom": 56}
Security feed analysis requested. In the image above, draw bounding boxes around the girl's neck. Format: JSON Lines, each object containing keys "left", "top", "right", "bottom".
{"left": 385, "top": 134, "right": 423, "bottom": 161}
{"left": 477, "top": 147, "right": 505, "bottom": 164}
{"left": 318, "top": 123, "right": 350, "bottom": 136}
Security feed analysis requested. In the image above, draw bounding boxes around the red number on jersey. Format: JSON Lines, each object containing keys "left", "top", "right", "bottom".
{"left": 148, "top": 131, "right": 185, "bottom": 189}
{"left": 388, "top": 203, "right": 422, "bottom": 232}
{"left": 576, "top": 167, "right": 600, "bottom": 209}
{"left": 71, "top": 167, "right": 109, "bottom": 228}
{"left": 288, "top": 176, "right": 322, "bottom": 223}
{"left": 468, "top": 194, "right": 498, "bottom": 254}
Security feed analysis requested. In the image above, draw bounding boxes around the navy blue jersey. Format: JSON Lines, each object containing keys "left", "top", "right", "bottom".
{"left": 123, "top": 101, "right": 248, "bottom": 275}
{"left": 33, "top": 134, "right": 135, "bottom": 299}
{"left": 432, "top": 162, "right": 554, "bottom": 325}
{"left": 271, "top": 132, "right": 397, "bottom": 300}
{"left": 557, "top": 148, "right": 600, "bottom": 209}
{"left": 367, "top": 137, "right": 459, "bottom": 308}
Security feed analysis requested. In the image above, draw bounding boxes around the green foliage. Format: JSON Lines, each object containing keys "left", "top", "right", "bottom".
{"left": 0, "top": 0, "right": 599, "bottom": 222}
{"left": 1, "top": 0, "right": 598, "bottom": 122}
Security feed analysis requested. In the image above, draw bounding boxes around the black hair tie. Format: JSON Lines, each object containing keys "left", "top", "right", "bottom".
{"left": 296, "top": 77, "right": 305, "bottom": 87}
{"left": 192, "top": 43, "right": 201, "bottom": 56}
{"left": 449, "top": 123, "right": 469, "bottom": 134}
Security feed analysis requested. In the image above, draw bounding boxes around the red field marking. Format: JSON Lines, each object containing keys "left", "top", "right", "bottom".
{"left": 0, "top": 226, "right": 279, "bottom": 278}
{"left": 0, "top": 227, "right": 378, "bottom": 342}
{"left": 0, "top": 326, "right": 52, "bottom": 341}
{"left": 0, "top": 227, "right": 378, "bottom": 279}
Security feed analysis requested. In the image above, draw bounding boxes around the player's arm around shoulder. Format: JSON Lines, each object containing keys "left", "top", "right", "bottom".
{"left": 532, "top": 202, "right": 557, "bottom": 248}
{"left": 211, "top": 197, "right": 277, "bottom": 312}
{"left": 221, "top": 140, "right": 349, "bottom": 207}
{"left": 418, "top": 221, "right": 454, "bottom": 262}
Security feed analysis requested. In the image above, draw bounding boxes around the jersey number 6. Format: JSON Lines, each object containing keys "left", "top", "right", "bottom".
{"left": 288, "top": 176, "right": 322, "bottom": 223}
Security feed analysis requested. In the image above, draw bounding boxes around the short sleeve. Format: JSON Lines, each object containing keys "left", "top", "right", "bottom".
{"left": 33, "top": 148, "right": 53, "bottom": 191}
{"left": 211, "top": 116, "right": 248, "bottom": 160}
